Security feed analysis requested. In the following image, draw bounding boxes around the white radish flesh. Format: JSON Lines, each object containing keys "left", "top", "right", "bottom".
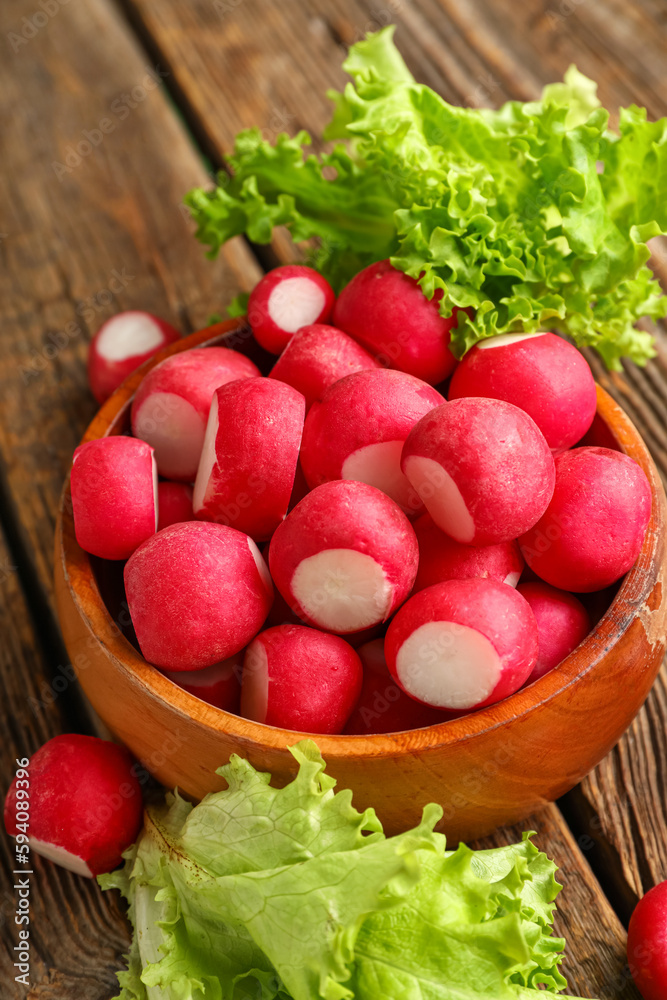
{"left": 131, "top": 347, "right": 260, "bottom": 480}
{"left": 290, "top": 548, "right": 393, "bottom": 633}
{"left": 248, "top": 265, "right": 335, "bottom": 354}
{"left": 269, "top": 480, "right": 418, "bottom": 634}
{"left": 396, "top": 621, "right": 502, "bottom": 709}
{"left": 385, "top": 578, "right": 538, "bottom": 710}
{"left": 88, "top": 311, "right": 180, "bottom": 404}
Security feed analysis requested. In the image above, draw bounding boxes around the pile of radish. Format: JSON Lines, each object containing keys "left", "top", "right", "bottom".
{"left": 71, "top": 261, "right": 652, "bottom": 736}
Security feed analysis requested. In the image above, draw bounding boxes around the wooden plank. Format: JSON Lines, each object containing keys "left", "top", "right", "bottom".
{"left": 0, "top": 527, "right": 131, "bottom": 999}
{"left": 473, "top": 806, "right": 641, "bottom": 999}
{"left": 0, "top": 0, "right": 262, "bottom": 617}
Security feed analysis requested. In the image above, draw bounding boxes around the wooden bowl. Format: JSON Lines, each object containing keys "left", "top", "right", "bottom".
{"left": 54, "top": 320, "right": 667, "bottom": 840}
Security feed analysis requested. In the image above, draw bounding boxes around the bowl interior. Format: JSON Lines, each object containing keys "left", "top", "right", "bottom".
{"left": 64, "top": 319, "right": 665, "bottom": 762}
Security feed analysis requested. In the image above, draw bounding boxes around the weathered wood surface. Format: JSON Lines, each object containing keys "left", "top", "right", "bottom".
{"left": 0, "top": 0, "right": 666, "bottom": 994}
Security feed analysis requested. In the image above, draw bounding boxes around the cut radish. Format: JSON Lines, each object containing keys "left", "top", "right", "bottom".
{"left": 269, "top": 480, "right": 418, "bottom": 633}
{"left": 247, "top": 266, "right": 335, "bottom": 354}
{"left": 124, "top": 522, "right": 273, "bottom": 670}
{"left": 300, "top": 368, "right": 444, "bottom": 513}
{"left": 449, "top": 331, "right": 597, "bottom": 451}
{"left": 344, "top": 639, "right": 454, "bottom": 734}
{"left": 268, "top": 323, "right": 381, "bottom": 409}
{"left": 332, "top": 259, "right": 461, "bottom": 385}
{"left": 385, "top": 579, "right": 538, "bottom": 710}
{"left": 157, "top": 481, "right": 193, "bottom": 530}
{"left": 71, "top": 436, "right": 157, "bottom": 560}
{"left": 162, "top": 655, "right": 242, "bottom": 712}
{"left": 402, "top": 397, "right": 555, "bottom": 545}
{"left": 518, "top": 582, "right": 591, "bottom": 682}
{"left": 413, "top": 513, "right": 524, "bottom": 592}
{"left": 193, "top": 377, "right": 305, "bottom": 540}
{"left": 520, "top": 446, "right": 652, "bottom": 592}
{"left": 87, "top": 311, "right": 180, "bottom": 404}
{"left": 240, "top": 624, "right": 363, "bottom": 733}
{"left": 3, "top": 735, "right": 143, "bottom": 877}
{"left": 131, "top": 347, "right": 260, "bottom": 480}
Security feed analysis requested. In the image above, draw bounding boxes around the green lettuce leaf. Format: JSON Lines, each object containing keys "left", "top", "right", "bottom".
{"left": 185, "top": 26, "right": 667, "bottom": 369}
{"left": 101, "top": 744, "right": 595, "bottom": 1000}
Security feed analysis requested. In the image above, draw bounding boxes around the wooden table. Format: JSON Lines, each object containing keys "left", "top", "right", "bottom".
{"left": 0, "top": 0, "right": 665, "bottom": 996}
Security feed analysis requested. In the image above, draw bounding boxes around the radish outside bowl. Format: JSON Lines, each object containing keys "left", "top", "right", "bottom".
{"left": 54, "top": 320, "right": 667, "bottom": 841}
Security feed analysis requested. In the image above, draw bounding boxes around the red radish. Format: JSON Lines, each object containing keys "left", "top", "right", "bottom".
{"left": 300, "top": 369, "right": 444, "bottom": 513}
{"left": 449, "top": 331, "right": 597, "bottom": 452}
{"left": 240, "top": 625, "right": 363, "bottom": 733}
{"left": 3, "top": 735, "right": 142, "bottom": 878}
{"left": 162, "top": 655, "right": 242, "bottom": 712}
{"left": 269, "top": 480, "right": 418, "bottom": 634}
{"left": 344, "top": 639, "right": 453, "bottom": 734}
{"left": 332, "top": 259, "right": 460, "bottom": 385}
{"left": 520, "top": 446, "right": 651, "bottom": 592}
{"left": 385, "top": 579, "right": 538, "bottom": 710}
{"left": 248, "top": 266, "right": 335, "bottom": 354}
{"left": 627, "top": 880, "right": 667, "bottom": 1000}
{"left": 157, "top": 481, "right": 193, "bottom": 530}
{"left": 193, "top": 377, "right": 305, "bottom": 540}
{"left": 71, "top": 436, "right": 157, "bottom": 560}
{"left": 413, "top": 513, "right": 524, "bottom": 592}
{"left": 131, "top": 347, "right": 260, "bottom": 480}
{"left": 269, "top": 323, "right": 381, "bottom": 409}
{"left": 402, "top": 397, "right": 555, "bottom": 546}
{"left": 124, "top": 521, "right": 273, "bottom": 670}
{"left": 518, "top": 582, "right": 591, "bottom": 682}
{"left": 87, "top": 311, "right": 180, "bottom": 405}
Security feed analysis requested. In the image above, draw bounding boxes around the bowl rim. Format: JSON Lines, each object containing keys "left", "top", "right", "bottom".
{"left": 56, "top": 318, "right": 667, "bottom": 760}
